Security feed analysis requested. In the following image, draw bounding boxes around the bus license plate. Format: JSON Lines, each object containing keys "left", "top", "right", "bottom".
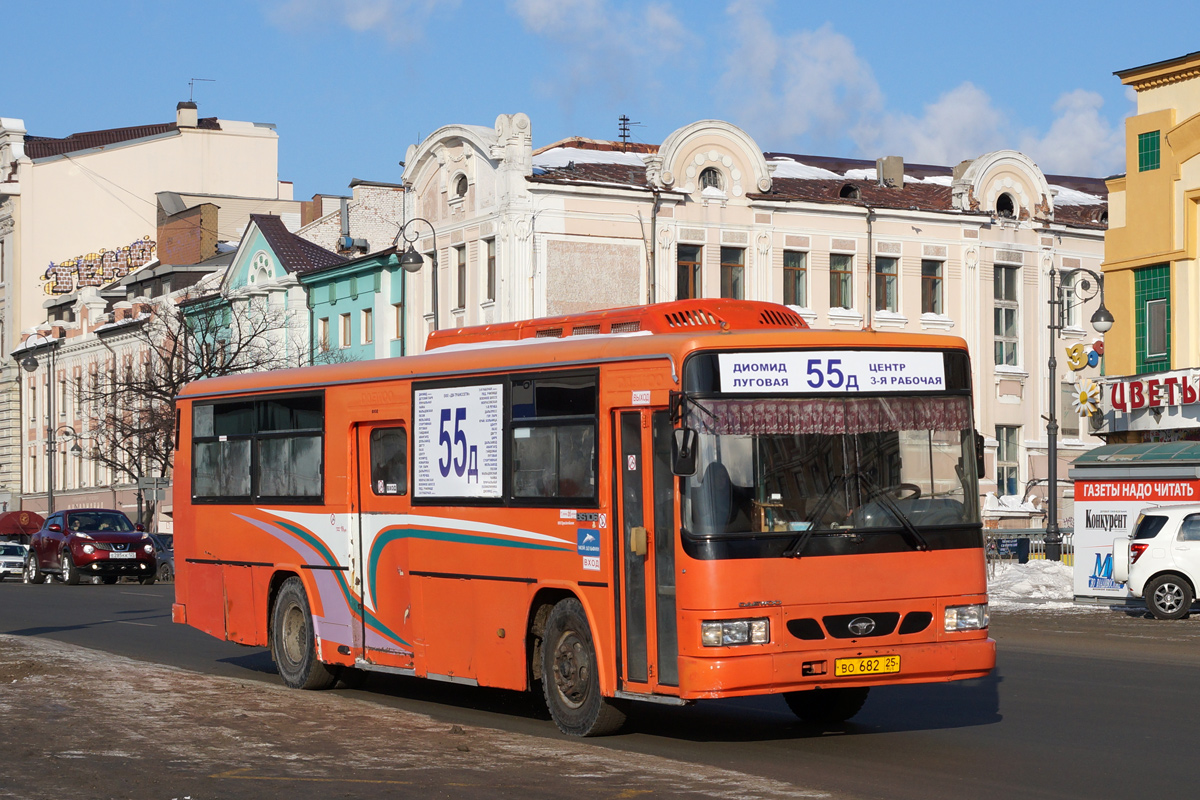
{"left": 834, "top": 655, "right": 900, "bottom": 677}
{"left": 109, "top": 552, "right": 136, "bottom": 560}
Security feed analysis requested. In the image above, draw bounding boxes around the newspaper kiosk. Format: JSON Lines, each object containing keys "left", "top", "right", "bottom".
{"left": 1070, "top": 442, "right": 1200, "bottom": 602}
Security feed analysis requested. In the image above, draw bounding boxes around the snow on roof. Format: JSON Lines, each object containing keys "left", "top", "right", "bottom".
{"left": 767, "top": 158, "right": 841, "bottom": 180}
{"left": 1051, "top": 186, "right": 1105, "bottom": 206}
{"left": 532, "top": 147, "right": 647, "bottom": 171}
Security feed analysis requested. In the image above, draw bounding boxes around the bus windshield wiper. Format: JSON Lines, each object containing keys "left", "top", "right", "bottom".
{"left": 860, "top": 475, "right": 930, "bottom": 552}
{"left": 783, "top": 474, "right": 845, "bottom": 559}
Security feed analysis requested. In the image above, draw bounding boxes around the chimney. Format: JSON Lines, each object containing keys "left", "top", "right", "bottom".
{"left": 876, "top": 156, "right": 904, "bottom": 189}
{"left": 176, "top": 101, "right": 198, "bottom": 129}
{"left": 952, "top": 159, "right": 973, "bottom": 182}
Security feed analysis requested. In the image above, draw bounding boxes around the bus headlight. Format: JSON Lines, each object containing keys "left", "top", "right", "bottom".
{"left": 944, "top": 604, "right": 989, "bottom": 632}
{"left": 701, "top": 618, "right": 770, "bottom": 646}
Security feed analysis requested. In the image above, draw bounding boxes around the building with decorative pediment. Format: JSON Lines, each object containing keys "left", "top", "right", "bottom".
{"left": 398, "top": 115, "right": 1108, "bottom": 525}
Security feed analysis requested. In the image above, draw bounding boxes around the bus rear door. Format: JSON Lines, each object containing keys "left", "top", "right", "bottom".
{"left": 615, "top": 408, "right": 680, "bottom": 694}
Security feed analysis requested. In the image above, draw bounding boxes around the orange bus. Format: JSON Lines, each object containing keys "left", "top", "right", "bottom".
{"left": 173, "top": 299, "right": 994, "bottom": 736}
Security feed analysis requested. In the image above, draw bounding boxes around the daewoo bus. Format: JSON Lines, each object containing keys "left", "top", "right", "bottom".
{"left": 173, "top": 299, "right": 994, "bottom": 736}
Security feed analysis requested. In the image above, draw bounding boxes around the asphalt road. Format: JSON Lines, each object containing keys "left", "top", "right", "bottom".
{"left": 3, "top": 579, "right": 1197, "bottom": 799}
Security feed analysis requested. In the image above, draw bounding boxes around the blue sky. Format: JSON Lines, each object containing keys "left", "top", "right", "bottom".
{"left": 5, "top": 1, "right": 1197, "bottom": 198}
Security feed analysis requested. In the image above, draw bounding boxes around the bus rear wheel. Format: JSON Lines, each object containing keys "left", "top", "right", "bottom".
{"left": 784, "top": 687, "right": 870, "bottom": 724}
{"left": 541, "top": 598, "right": 626, "bottom": 737}
{"left": 271, "top": 577, "right": 338, "bottom": 690}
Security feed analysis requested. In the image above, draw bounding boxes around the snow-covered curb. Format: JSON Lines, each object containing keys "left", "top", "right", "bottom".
{"left": 988, "top": 560, "right": 1093, "bottom": 611}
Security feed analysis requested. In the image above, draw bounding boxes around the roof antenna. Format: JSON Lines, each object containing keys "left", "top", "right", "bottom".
{"left": 188, "top": 78, "right": 215, "bottom": 102}
{"left": 618, "top": 115, "right": 643, "bottom": 152}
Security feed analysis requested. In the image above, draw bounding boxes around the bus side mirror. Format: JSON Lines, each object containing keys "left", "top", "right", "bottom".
{"left": 673, "top": 428, "right": 698, "bottom": 476}
{"left": 975, "top": 431, "right": 986, "bottom": 478}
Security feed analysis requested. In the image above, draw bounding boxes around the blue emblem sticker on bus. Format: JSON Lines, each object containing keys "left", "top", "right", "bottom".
{"left": 578, "top": 529, "right": 600, "bottom": 556}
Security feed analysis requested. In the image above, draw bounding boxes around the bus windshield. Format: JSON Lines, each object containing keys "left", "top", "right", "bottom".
{"left": 681, "top": 395, "right": 978, "bottom": 541}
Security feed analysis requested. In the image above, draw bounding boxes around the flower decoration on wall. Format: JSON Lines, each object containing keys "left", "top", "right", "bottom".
{"left": 1072, "top": 379, "right": 1101, "bottom": 416}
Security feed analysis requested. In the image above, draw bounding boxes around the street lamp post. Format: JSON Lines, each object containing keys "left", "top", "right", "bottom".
{"left": 1045, "top": 266, "right": 1115, "bottom": 561}
{"left": 395, "top": 218, "right": 440, "bottom": 333}
{"left": 20, "top": 337, "right": 83, "bottom": 516}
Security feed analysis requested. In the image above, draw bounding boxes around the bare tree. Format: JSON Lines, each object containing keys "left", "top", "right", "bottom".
{"left": 77, "top": 289, "right": 339, "bottom": 521}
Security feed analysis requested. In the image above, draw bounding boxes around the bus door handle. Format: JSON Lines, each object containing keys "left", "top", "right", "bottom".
{"left": 629, "top": 526, "right": 648, "bottom": 557}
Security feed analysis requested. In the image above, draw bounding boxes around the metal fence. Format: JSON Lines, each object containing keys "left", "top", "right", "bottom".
{"left": 985, "top": 528, "right": 1074, "bottom": 574}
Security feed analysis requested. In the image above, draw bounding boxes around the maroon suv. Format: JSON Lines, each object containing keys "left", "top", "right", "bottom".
{"left": 24, "top": 509, "right": 157, "bottom": 586}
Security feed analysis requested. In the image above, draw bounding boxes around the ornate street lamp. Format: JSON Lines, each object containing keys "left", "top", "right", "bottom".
{"left": 394, "top": 218, "right": 439, "bottom": 332}
{"left": 1045, "top": 266, "right": 1114, "bottom": 561}
{"left": 19, "top": 337, "right": 81, "bottom": 515}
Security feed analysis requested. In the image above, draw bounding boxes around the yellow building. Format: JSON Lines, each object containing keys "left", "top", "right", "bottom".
{"left": 1102, "top": 50, "right": 1200, "bottom": 442}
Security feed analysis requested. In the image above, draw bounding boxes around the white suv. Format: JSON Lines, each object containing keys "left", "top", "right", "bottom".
{"left": 1113, "top": 503, "right": 1200, "bottom": 620}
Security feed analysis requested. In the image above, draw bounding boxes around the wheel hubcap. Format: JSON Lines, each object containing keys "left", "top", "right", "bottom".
{"left": 552, "top": 631, "right": 589, "bottom": 709}
{"left": 281, "top": 604, "right": 306, "bottom": 665}
{"left": 1155, "top": 583, "right": 1184, "bottom": 613}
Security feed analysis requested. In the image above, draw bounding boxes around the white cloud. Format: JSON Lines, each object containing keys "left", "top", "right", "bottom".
{"left": 263, "top": 0, "right": 445, "bottom": 44}
{"left": 1019, "top": 90, "right": 1124, "bottom": 176}
{"left": 719, "top": 3, "right": 881, "bottom": 146}
{"left": 857, "top": 83, "right": 1008, "bottom": 166}
{"left": 509, "top": 0, "right": 691, "bottom": 109}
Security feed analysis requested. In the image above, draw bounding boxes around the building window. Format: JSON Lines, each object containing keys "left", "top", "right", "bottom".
{"left": 455, "top": 245, "right": 467, "bottom": 310}
{"left": 453, "top": 174, "right": 468, "bottom": 199}
{"left": 996, "top": 193, "right": 1016, "bottom": 218}
{"left": 1138, "top": 131, "right": 1161, "bottom": 172}
{"left": 699, "top": 167, "right": 723, "bottom": 192}
{"left": 339, "top": 313, "right": 351, "bottom": 348}
{"left": 996, "top": 426, "right": 1020, "bottom": 496}
{"left": 830, "top": 254, "right": 853, "bottom": 310}
{"left": 875, "top": 256, "right": 898, "bottom": 312}
{"left": 677, "top": 244, "right": 701, "bottom": 300}
{"left": 783, "top": 250, "right": 807, "bottom": 307}
{"left": 485, "top": 238, "right": 496, "bottom": 302}
{"left": 318, "top": 318, "right": 330, "bottom": 352}
{"left": 1062, "top": 271, "right": 1080, "bottom": 328}
{"left": 362, "top": 308, "right": 373, "bottom": 344}
{"left": 29, "top": 384, "right": 36, "bottom": 421}
{"left": 30, "top": 453, "right": 37, "bottom": 494}
{"left": 994, "top": 265, "right": 1019, "bottom": 366}
{"left": 720, "top": 247, "right": 744, "bottom": 300}
{"left": 392, "top": 303, "right": 402, "bottom": 340}
{"left": 1135, "top": 264, "right": 1170, "bottom": 373}
{"left": 921, "top": 260, "right": 943, "bottom": 315}
{"left": 1061, "top": 384, "right": 1080, "bottom": 438}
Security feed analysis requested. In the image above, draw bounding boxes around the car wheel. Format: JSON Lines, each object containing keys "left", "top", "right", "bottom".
{"left": 24, "top": 556, "right": 45, "bottom": 585}
{"left": 541, "top": 597, "right": 626, "bottom": 737}
{"left": 271, "top": 577, "right": 338, "bottom": 690}
{"left": 784, "top": 687, "right": 871, "bottom": 725}
{"left": 1146, "top": 574, "right": 1194, "bottom": 620}
{"left": 60, "top": 551, "right": 81, "bottom": 586}
{"left": 157, "top": 562, "right": 172, "bottom": 583}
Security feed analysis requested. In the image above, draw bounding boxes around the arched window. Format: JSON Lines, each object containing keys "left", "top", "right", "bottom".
{"left": 453, "top": 175, "right": 469, "bottom": 199}
{"left": 996, "top": 193, "right": 1016, "bottom": 219}
{"left": 699, "top": 167, "right": 723, "bottom": 192}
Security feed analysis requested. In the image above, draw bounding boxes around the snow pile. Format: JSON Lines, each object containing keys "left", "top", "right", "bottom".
{"left": 532, "top": 147, "right": 647, "bottom": 170}
{"left": 1051, "top": 185, "right": 1105, "bottom": 206}
{"left": 988, "top": 559, "right": 1078, "bottom": 610}
{"left": 767, "top": 158, "right": 841, "bottom": 180}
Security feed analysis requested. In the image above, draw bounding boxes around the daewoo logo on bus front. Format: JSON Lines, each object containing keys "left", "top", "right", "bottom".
{"left": 1083, "top": 510, "right": 1128, "bottom": 532}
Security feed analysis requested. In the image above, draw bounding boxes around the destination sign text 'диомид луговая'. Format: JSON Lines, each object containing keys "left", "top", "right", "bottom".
{"left": 718, "top": 351, "right": 946, "bottom": 394}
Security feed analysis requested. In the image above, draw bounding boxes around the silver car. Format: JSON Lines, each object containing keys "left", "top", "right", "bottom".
{"left": 0, "top": 542, "right": 28, "bottom": 581}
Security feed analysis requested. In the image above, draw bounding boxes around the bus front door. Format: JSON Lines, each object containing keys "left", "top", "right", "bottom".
{"left": 615, "top": 409, "right": 679, "bottom": 694}
{"left": 353, "top": 423, "right": 415, "bottom": 671}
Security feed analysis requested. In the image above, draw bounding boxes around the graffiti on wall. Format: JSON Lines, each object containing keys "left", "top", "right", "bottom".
{"left": 42, "top": 236, "right": 157, "bottom": 295}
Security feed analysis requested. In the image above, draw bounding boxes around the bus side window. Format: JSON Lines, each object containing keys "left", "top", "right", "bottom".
{"left": 370, "top": 428, "right": 408, "bottom": 496}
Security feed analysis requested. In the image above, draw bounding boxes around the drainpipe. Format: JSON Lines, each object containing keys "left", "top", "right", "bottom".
{"left": 864, "top": 204, "right": 876, "bottom": 331}
{"left": 649, "top": 189, "right": 662, "bottom": 305}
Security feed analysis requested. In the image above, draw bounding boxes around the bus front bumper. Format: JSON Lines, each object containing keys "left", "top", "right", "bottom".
{"left": 676, "top": 637, "right": 995, "bottom": 699}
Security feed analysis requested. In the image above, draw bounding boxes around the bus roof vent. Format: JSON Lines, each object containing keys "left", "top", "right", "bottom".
{"left": 571, "top": 324, "right": 601, "bottom": 336}
{"left": 758, "top": 307, "right": 805, "bottom": 328}
{"left": 664, "top": 307, "right": 719, "bottom": 328}
{"left": 609, "top": 321, "right": 641, "bottom": 334}
{"left": 535, "top": 327, "right": 564, "bottom": 338}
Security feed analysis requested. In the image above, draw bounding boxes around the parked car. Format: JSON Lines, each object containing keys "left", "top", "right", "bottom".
{"left": 151, "top": 533, "right": 174, "bottom": 583}
{"left": 1113, "top": 503, "right": 1200, "bottom": 619}
{"left": 0, "top": 542, "right": 27, "bottom": 581}
{"left": 24, "top": 509, "right": 156, "bottom": 586}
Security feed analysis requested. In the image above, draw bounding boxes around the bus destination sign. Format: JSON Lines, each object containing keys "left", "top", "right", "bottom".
{"left": 414, "top": 384, "right": 504, "bottom": 498}
{"left": 718, "top": 350, "right": 945, "bottom": 394}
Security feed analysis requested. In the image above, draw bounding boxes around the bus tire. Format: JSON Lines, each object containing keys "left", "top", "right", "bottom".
{"left": 541, "top": 597, "right": 626, "bottom": 737}
{"left": 784, "top": 687, "right": 870, "bottom": 724}
{"left": 271, "top": 577, "right": 338, "bottom": 690}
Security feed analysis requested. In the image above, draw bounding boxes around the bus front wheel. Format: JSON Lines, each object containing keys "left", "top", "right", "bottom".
{"left": 541, "top": 598, "right": 626, "bottom": 737}
{"left": 271, "top": 577, "right": 338, "bottom": 690}
{"left": 784, "top": 687, "right": 870, "bottom": 724}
